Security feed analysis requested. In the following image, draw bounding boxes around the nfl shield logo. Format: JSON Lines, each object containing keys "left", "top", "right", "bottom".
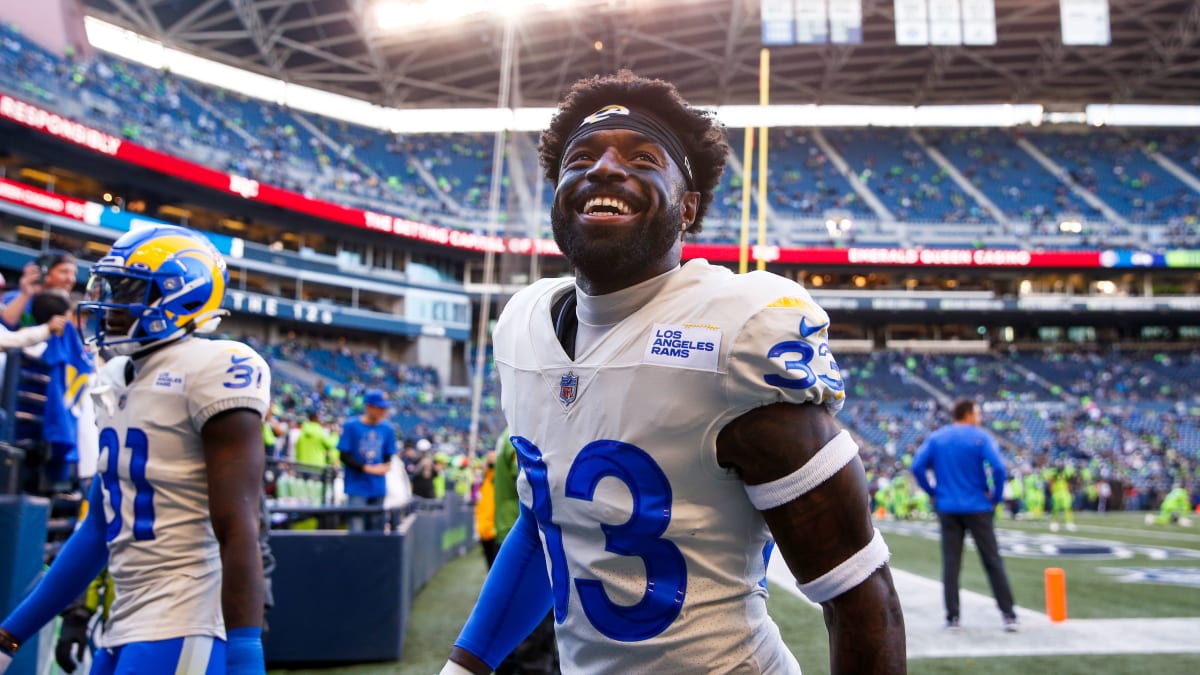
{"left": 559, "top": 372, "right": 578, "bottom": 406}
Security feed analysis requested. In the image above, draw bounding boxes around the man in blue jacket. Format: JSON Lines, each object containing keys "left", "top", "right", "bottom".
{"left": 338, "top": 390, "right": 396, "bottom": 532}
{"left": 912, "top": 399, "right": 1018, "bottom": 633}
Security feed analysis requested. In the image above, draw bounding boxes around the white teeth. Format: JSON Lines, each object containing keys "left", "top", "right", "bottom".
{"left": 583, "top": 196, "right": 633, "bottom": 215}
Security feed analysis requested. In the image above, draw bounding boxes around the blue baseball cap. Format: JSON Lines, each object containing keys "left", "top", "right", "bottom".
{"left": 363, "top": 390, "right": 390, "bottom": 409}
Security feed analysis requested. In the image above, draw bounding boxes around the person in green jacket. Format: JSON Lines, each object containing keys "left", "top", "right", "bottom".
{"left": 491, "top": 428, "right": 560, "bottom": 673}
{"left": 1156, "top": 485, "right": 1194, "bottom": 526}
{"left": 1047, "top": 464, "right": 1076, "bottom": 532}
{"left": 912, "top": 489, "right": 933, "bottom": 520}
{"left": 493, "top": 430, "right": 520, "bottom": 542}
{"left": 890, "top": 475, "right": 913, "bottom": 520}
{"left": 432, "top": 453, "right": 449, "bottom": 499}
{"left": 294, "top": 411, "right": 336, "bottom": 468}
{"left": 1023, "top": 471, "right": 1046, "bottom": 520}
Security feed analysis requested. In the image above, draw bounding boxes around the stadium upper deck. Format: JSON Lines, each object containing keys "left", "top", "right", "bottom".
{"left": 76, "top": 0, "right": 1200, "bottom": 108}
{"left": 2, "top": 21, "right": 1198, "bottom": 252}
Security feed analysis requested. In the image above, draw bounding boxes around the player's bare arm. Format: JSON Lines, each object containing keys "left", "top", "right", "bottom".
{"left": 204, "top": 408, "right": 267, "bottom": 631}
{"left": 718, "top": 402, "right": 907, "bottom": 674}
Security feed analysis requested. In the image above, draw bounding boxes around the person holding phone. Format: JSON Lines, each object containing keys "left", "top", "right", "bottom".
{"left": 1, "top": 250, "right": 78, "bottom": 330}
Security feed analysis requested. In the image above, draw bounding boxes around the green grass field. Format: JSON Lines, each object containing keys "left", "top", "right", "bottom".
{"left": 886, "top": 512, "right": 1200, "bottom": 619}
{"left": 270, "top": 511, "right": 1200, "bottom": 674}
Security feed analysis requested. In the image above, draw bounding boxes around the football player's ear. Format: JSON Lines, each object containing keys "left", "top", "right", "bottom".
{"left": 680, "top": 191, "right": 699, "bottom": 231}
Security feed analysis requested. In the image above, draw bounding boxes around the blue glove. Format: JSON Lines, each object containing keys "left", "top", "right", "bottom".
{"left": 225, "top": 627, "right": 264, "bottom": 675}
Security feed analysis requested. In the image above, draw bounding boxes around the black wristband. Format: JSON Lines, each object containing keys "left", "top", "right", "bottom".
{"left": 0, "top": 626, "right": 20, "bottom": 653}
{"left": 60, "top": 606, "right": 92, "bottom": 622}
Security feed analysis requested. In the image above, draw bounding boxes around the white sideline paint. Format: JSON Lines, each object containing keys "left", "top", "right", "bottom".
{"left": 766, "top": 549, "right": 1200, "bottom": 658}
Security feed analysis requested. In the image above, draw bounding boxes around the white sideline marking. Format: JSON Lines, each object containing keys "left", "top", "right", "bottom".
{"left": 1061, "top": 523, "right": 1200, "bottom": 544}
{"left": 766, "top": 548, "right": 1200, "bottom": 658}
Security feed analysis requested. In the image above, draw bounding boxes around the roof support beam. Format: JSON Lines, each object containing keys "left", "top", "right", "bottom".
{"left": 715, "top": 0, "right": 750, "bottom": 103}
{"left": 173, "top": 8, "right": 241, "bottom": 34}
{"left": 1012, "top": 38, "right": 1067, "bottom": 100}
{"left": 276, "top": 35, "right": 494, "bottom": 103}
{"left": 624, "top": 29, "right": 823, "bottom": 100}
{"left": 229, "top": 0, "right": 285, "bottom": 76}
{"left": 348, "top": 0, "right": 399, "bottom": 104}
{"left": 163, "top": 0, "right": 228, "bottom": 39}
{"left": 915, "top": 47, "right": 957, "bottom": 105}
{"left": 103, "top": 0, "right": 155, "bottom": 35}
{"left": 1121, "top": 0, "right": 1200, "bottom": 99}
{"left": 135, "top": 0, "right": 164, "bottom": 36}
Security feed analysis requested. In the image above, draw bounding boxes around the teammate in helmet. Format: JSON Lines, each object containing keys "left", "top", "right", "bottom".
{"left": 0, "top": 225, "right": 271, "bottom": 675}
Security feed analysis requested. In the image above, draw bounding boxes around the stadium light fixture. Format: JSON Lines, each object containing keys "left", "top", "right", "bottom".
{"left": 713, "top": 103, "right": 1043, "bottom": 127}
{"left": 1086, "top": 104, "right": 1200, "bottom": 126}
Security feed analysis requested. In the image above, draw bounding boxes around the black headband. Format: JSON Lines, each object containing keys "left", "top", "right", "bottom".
{"left": 562, "top": 104, "right": 695, "bottom": 190}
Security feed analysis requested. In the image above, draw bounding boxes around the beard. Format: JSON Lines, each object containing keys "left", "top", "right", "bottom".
{"left": 550, "top": 200, "right": 682, "bottom": 287}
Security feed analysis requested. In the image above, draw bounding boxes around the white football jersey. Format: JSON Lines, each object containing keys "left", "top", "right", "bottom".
{"left": 494, "top": 259, "right": 845, "bottom": 674}
{"left": 91, "top": 338, "right": 270, "bottom": 647}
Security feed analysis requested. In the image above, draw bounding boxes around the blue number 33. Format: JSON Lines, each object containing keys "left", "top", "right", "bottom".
{"left": 511, "top": 436, "right": 687, "bottom": 642}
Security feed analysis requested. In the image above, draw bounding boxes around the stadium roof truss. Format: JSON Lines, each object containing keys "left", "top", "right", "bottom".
{"left": 83, "top": 0, "right": 1200, "bottom": 108}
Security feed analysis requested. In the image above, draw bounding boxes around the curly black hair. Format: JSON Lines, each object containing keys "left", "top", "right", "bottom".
{"left": 539, "top": 71, "right": 729, "bottom": 234}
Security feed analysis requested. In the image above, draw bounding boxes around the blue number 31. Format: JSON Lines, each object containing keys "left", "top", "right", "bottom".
{"left": 511, "top": 437, "right": 687, "bottom": 642}
{"left": 100, "top": 427, "right": 156, "bottom": 542}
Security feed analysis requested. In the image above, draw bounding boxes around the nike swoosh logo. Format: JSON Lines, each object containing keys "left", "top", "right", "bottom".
{"left": 798, "top": 317, "right": 828, "bottom": 338}
{"left": 230, "top": 354, "right": 254, "bottom": 365}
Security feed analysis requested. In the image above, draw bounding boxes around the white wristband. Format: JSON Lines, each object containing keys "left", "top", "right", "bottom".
{"left": 0, "top": 650, "right": 13, "bottom": 675}
{"left": 796, "top": 528, "right": 890, "bottom": 603}
{"left": 439, "top": 660, "right": 477, "bottom": 675}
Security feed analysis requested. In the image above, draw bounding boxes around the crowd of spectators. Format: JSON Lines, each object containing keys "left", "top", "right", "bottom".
{"left": 246, "top": 336, "right": 504, "bottom": 522}
{"left": 1036, "top": 131, "right": 1199, "bottom": 225}
{"left": 924, "top": 128, "right": 1106, "bottom": 229}
{"left": 840, "top": 349, "right": 1199, "bottom": 519}
{"left": 827, "top": 128, "right": 993, "bottom": 224}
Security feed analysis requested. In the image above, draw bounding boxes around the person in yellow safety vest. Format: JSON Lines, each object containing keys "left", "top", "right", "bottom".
{"left": 452, "top": 456, "right": 474, "bottom": 500}
{"left": 432, "top": 453, "right": 449, "bottom": 499}
{"left": 1155, "top": 485, "right": 1193, "bottom": 526}
{"left": 294, "top": 411, "right": 337, "bottom": 468}
{"left": 912, "top": 489, "right": 933, "bottom": 520}
{"left": 475, "top": 452, "right": 498, "bottom": 568}
{"left": 873, "top": 482, "right": 890, "bottom": 520}
{"left": 1047, "top": 464, "right": 1076, "bottom": 532}
{"left": 1023, "top": 470, "right": 1046, "bottom": 520}
{"left": 890, "top": 475, "right": 912, "bottom": 519}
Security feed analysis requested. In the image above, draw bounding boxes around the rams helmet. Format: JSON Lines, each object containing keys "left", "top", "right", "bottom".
{"left": 79, "top": 225, "right": 227, "bottom": 355}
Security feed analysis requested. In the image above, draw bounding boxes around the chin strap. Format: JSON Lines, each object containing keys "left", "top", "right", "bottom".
{"left": 192, "top": 308, "right": 228, "bottom": 335}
